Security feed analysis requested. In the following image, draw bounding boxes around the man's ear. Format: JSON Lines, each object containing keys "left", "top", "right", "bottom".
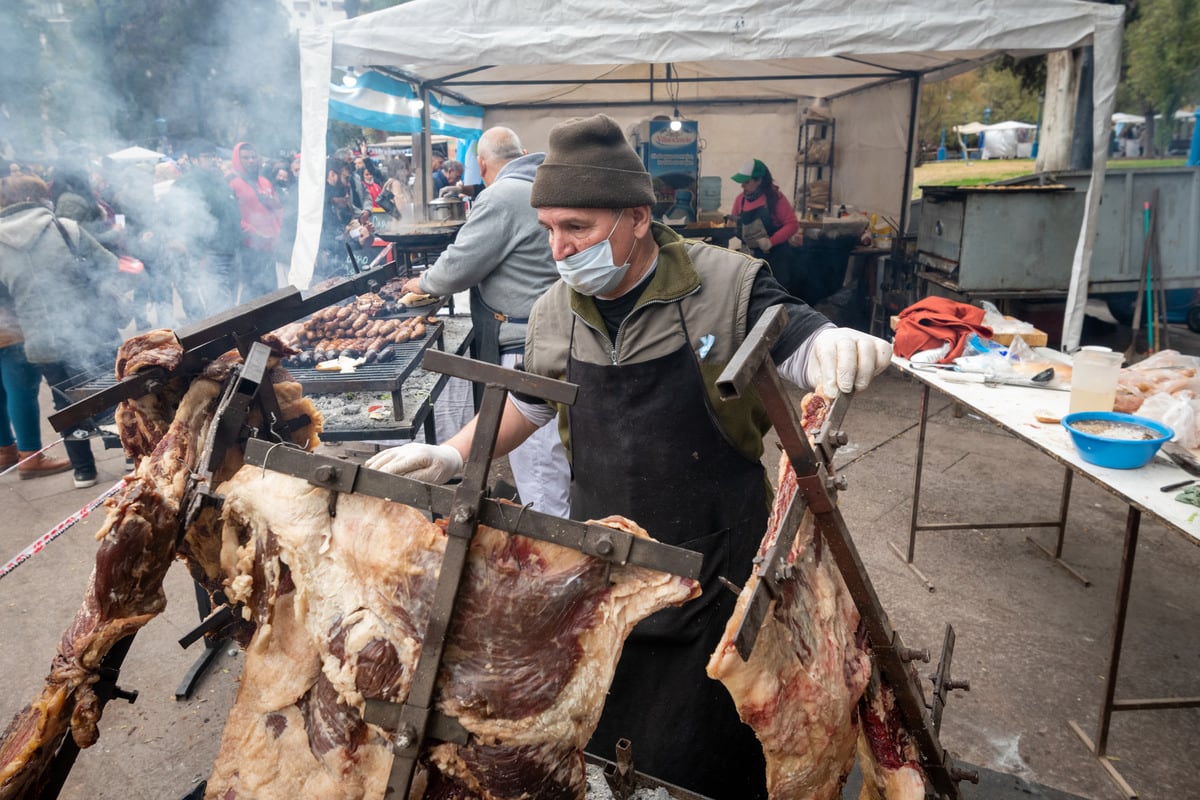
{"left": 630, "top": 205, "right": 653, "bottom": 237}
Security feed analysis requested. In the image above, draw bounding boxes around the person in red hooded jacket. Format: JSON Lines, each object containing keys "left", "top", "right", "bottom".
{"left": 228, "top": 142, "right": 283, "bottom": 302}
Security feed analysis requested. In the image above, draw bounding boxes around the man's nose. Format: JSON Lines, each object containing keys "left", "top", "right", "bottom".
{"left": 548, "top": 231, "right": 581, "bottom": 261}
{"left": 549, "top": 237, "right": 574, "bottom": 261}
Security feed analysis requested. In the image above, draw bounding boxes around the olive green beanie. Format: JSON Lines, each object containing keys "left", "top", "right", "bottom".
{"left": 531, "top": 114, "right": 656, "bottom": 208}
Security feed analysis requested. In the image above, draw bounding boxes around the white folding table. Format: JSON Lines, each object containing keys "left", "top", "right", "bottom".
{"left": 892, "top": 356, "right": 1200, "bottom": 798}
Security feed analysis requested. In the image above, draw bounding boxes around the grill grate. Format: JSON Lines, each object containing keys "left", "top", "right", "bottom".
{"left": 66, "top": 323, "right": 444, "bottom": 401}
{"left": 288, "top": 322, "right": 443, "bottom": 393}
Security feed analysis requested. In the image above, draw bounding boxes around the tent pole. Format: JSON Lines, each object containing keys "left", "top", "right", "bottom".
{"left": 898, "top": 74, "right": 921, "bottom": 239}
{"left": 418, "top": 84, "right": 432, "bottom": 216}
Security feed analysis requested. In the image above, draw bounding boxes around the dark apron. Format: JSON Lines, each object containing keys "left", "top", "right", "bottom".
{"left": 570, "top": 310, "right": 769, "bottom": 799}
{"left": 739, "top": 199, "right": 801, "bottom": 300}
{"left": 468, "top": 285, "right": 503, "bottom": 367}
{"left": 468, "top": 286, "right": 528, "bottom": 408}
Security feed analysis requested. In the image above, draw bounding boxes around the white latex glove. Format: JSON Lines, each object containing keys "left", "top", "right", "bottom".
{"left": 756, "top": 236, "right": 773, "bottom": 253}
{"left": 365, "top": 443, "right": 463, "bottom": 484}
{"left": 804, "top": 327, "right": 892, "bottom": 396}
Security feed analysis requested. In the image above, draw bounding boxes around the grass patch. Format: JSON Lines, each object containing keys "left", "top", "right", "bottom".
{"left": 1109, "top": 158, "right": 1187, "bottom": 169}
{"left": 911, "top": 157, "right": 1190, "bottom": 198}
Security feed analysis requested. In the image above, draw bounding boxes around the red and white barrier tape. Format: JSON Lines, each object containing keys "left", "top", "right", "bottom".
{"left": 0, "top": 438, "right": 65, "bottom": 479}
{"left": 1, "top": 479, "right": 125, "bottom": 580}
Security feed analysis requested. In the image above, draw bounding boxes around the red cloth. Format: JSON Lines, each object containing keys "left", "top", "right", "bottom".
{"left": 893, "top": 297, "right": 992, "bottom": 363}
{"left": 365, "top": 180, "right": 384, "bottom": 212}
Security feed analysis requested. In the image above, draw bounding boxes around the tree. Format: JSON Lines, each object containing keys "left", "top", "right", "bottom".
{"left": 1123, "top": 0, "right": 1200, "bottom": 154}
{"left": 6, "top": 0, "right": 302, "bottom": 158}
{"left": 0, "top": 4, "right": 52, "bottom": 158}
{"left": 918, "top": 63, "right": 1043, "bottom": 160}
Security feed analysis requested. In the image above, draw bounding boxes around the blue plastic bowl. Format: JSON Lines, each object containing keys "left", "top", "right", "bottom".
{"left": 1061, "top": 412, "right": 1173, "bottom": 469}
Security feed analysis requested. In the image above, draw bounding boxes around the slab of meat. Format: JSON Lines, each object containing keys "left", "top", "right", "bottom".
{"left": 0, "top": 332, "right": 321, "bottom": 800}
{"left": 706, "top": 454, "right": 872, "bottom": 798}
{"left": 706, "top": 393, "right": 926, "bottom": 800}
{"left": 855, "top": 670, "right": 926, "bottom": 800}
{"left": 2, "top": 325, "right": 698, "bottom": 799}
{"left": 206, "top": 466, "right": 699, "bottom": 799}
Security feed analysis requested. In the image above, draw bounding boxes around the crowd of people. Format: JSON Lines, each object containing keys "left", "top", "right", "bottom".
{"left": 0, "top": 139, "right": 440, "bottom": 488}
{"left": 0, "top": 141, "right": 306, "bottom": 487}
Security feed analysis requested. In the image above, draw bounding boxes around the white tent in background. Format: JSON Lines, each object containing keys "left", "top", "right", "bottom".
{"left": 1112, "top": 110, "right": 1197, "bottom": 124}
{"left": 104, "top": 146, "right": 164, "bottom": 163}
{"left": 296, "top": 0, "right": 1125, "bottom": 349}
{"left": 954, "top": 121, "right": 990, "bottom": 136}
{"left": 954, "top": 121, "right": 1037, "bottom": 158}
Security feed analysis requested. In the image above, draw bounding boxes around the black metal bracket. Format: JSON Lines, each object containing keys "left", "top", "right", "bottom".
{"left": 243, "top": 352, "right": 703, "bottom": 799}
{"left": 242, "top": 440, "right": 700, "bottom": 579}
{"left": 929, "top": 623, "right": 968, "bottom": 735}
{"left": 178, "top": 605, "right": 237, "bottom": 650}
{"left": 50, "top": 258, "right": 405, "bottom": 433}
{"left": 716, "top": 305, "right": 966, "bottom": 800}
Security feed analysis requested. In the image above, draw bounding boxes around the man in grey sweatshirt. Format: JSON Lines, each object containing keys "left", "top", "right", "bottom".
{"left": 400, "top": 127, "right": 570, "bottom": 517}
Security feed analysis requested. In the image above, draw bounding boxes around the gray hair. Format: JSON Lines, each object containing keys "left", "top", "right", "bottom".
{"left": 477, "top": 127, "right": 524, "bottom": 162}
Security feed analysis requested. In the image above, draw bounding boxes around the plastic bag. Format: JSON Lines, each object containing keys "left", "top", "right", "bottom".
{"left": 979, "top": 300, "right": 1035, "bottom": 337}
{"left": 1137, "top": 390, "right": 1200, "bottom": 448}
{"left": 953, "top": 332, "right": 1047, "bottom": 379}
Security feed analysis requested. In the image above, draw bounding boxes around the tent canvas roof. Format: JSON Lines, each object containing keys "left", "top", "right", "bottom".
{"left": 105, "top": 145, "right": 164, "bottom": 162}
{"left": 955, "top": 120, "right": 1037, "bottom": 134}
{"left": 295, "top": 0, "right": 1125, "bottom": 348}
{"left": 311, "top": 0, "right": 1119, "bottom": 108}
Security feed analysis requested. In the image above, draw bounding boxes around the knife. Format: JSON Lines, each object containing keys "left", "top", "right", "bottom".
{"left": 936, "top": 372, "right": 1068, "bottom": 391}
{"left": 1160, "top": 442, "right": 1200, "bottom": 477}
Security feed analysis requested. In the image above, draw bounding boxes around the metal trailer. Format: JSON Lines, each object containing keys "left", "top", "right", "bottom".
{"left": 914, "top": 167, "right": 1200, "bottom": 297}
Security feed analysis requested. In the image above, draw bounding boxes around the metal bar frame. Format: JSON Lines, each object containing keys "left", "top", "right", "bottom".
{"left": 241, "top": 351, "right": 703, "bottom": 797}
{"left": 1067, "top": 504, "right": 1200, "bottom": 799}
{"left": 895, "top": 383, "right": 1085, "bottom": 590}
{"left": 899, "top": 364, "right": 1200, "bottom": 798}
{"left": 716, "top": 307, "right": 963, "bottom": 799}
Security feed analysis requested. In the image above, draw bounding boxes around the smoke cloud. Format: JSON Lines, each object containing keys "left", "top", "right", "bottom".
{"left": 0, "top": 0, "right": 313, "bottom": 356}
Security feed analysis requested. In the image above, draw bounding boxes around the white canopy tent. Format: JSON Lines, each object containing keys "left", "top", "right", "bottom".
{"left": 105, "top": 145, "right": 165, "bottom": 163}
{"left": 295, "top": 0, "right": 1124, "bottom": 349}
{"left": 954, "top": 120, "right": 1038, "bottom": 158}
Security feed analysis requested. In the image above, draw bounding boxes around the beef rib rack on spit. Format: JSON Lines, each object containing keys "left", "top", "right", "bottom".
{"left": 0, "top": 330, "right": 323, "bottom": 800}
{"left": 204, "top": 469, "right": 697, "bottom": 799}
{"left": 0, "top": 329, "right": 700, "bottom": 800}
{"left": 707, "top": 393, "right": 927, "bottom": 800}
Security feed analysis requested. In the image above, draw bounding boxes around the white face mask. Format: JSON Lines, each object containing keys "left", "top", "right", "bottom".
{"left": 555, "top": 211, "right": 634, "bottom": 297}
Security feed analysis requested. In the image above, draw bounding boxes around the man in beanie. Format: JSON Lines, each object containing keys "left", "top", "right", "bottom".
{"left": 367, "top": 113, "right": 891, "bottom": 798}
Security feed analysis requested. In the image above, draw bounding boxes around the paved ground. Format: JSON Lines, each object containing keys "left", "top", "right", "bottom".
{"left": 2, "top": 314, "right": 1197, "bottom": 800}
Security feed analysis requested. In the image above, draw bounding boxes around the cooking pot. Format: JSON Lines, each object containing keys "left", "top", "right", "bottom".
{"left": 427, "top": 196, "right": 467, "bottom": 222}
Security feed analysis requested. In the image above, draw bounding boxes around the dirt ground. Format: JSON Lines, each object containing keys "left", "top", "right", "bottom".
{"left": 2, "top": 315, "right": 1198, "bottom": 800}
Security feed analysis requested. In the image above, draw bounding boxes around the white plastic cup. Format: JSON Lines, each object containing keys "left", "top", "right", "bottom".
{"left": 1069, "top": 347, "right": 1123, "bottom": 414}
